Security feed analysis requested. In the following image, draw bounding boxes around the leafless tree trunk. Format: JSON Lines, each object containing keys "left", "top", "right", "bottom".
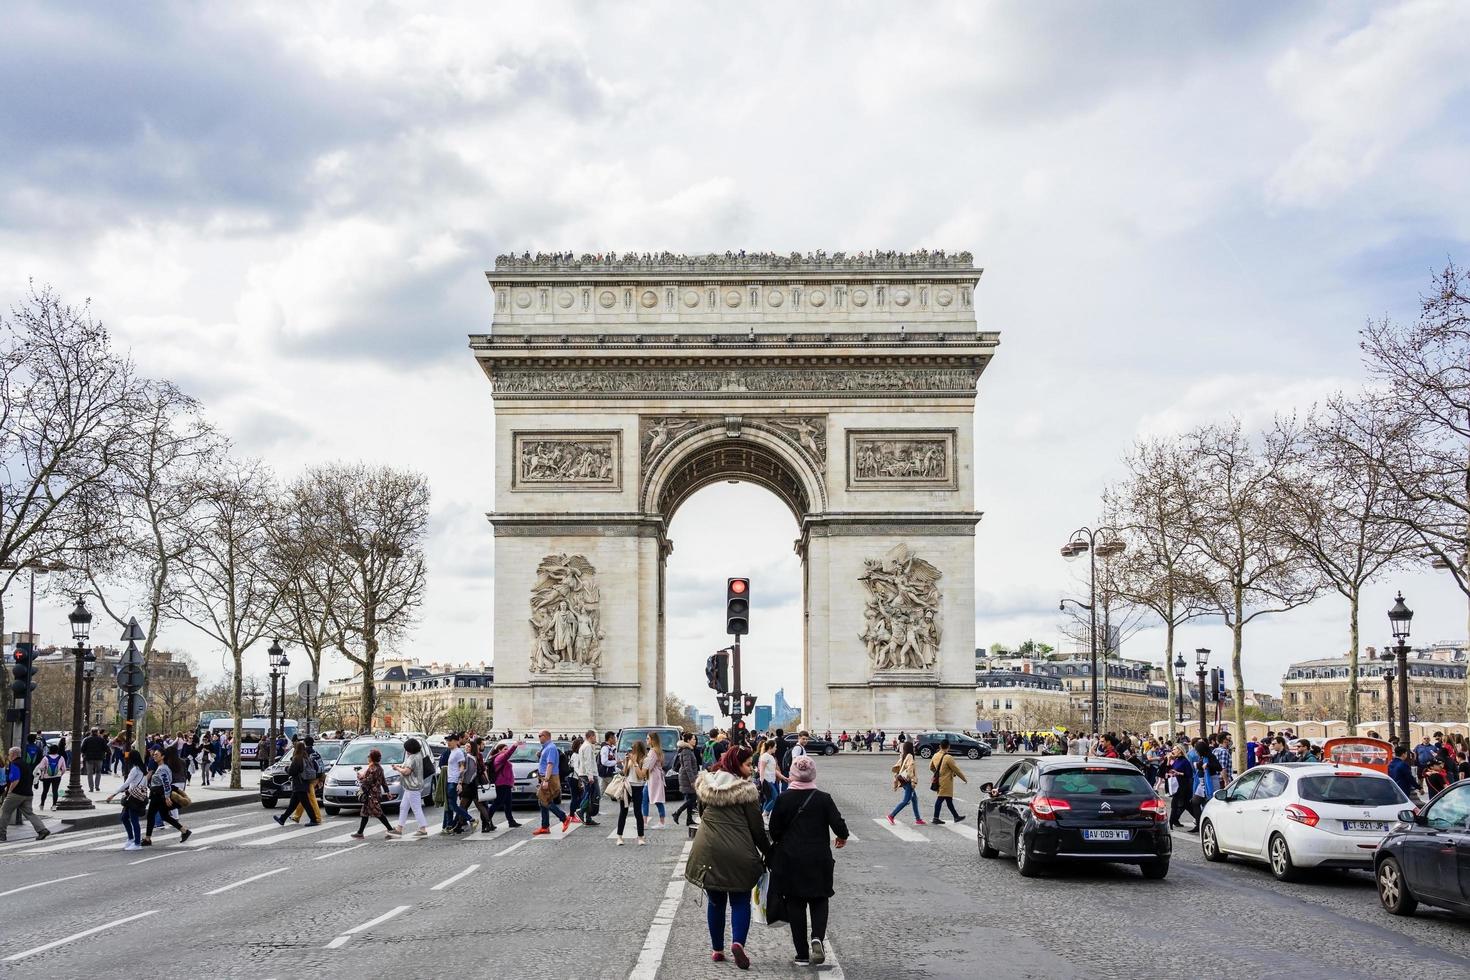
{"left": 289, "top": 463, "right": 428, "bottom": 732}
{"left": 1344, "top": 263, "right": 1470, "bottom": 722}
{"left": 1178, "top": 419, "right": 1325, "bottom": 770}
{"left": 169, "top": 460, "right": 283, "bottom": 788}
{"left": 1106, "top": 437, "right": 1213, "bottom": 741}
{"left": 1272, "top": 407, "right": 1417, "bottom": 730}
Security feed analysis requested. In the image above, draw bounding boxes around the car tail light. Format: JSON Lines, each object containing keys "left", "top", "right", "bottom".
{"left": 1141, "top": 798, "right": 1168, "bottom": 822}
{"left": 1031, "top": 796, "right": 1072, "bottom": 819}
{"left": 1284, "top": 803, "right": 1320, "bottom": 827}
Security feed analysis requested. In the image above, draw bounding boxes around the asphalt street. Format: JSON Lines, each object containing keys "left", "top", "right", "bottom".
{"left": 1, "top": 753, "right": 1467, "bottom": 979}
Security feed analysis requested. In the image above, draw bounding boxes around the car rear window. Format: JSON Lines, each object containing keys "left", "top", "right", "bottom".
{"left": 1042, "top": 768, "right": 1152, "bottom": 796}
{"left": 1296, "top": 774, "right": 1405, "bottom": 806}
{"left": 512, "top": 744, "right": 541, "bottom": 763}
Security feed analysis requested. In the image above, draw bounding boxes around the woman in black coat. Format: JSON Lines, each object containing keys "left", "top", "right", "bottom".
{"left": 768, "top": 755, "right": 849, "bottom": 966}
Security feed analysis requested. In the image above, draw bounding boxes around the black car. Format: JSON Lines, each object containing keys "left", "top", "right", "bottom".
{"left": 781, "top": 733, "right": 840, "bottom": 757}
{"left": 912, "top": 731, "right": 991, "bottom": 760}
{"left": 258, "top": 740, "right": 345, "bottom": 808}
{"left": 1375, "top": 781, "right": 1470, "bottom": 918}
{"left": 978, "top": 756, "right": 1171, "bottom": 879}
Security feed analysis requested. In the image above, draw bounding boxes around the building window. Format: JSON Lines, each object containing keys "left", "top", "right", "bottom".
{"left": 1004, "top": 699, "right": 1012, "bottom": 711}
{"left": 1289, "top": 693, "right": 1298, "bottom": 705}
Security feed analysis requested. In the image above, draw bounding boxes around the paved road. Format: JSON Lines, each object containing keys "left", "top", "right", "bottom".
{"left": 1, "top": 753, "right": 1467, "bottom": 979}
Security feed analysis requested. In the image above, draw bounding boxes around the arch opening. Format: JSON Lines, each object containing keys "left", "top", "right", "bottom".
{"left": 655, "top": 439, "right": 811, "bottom": 524}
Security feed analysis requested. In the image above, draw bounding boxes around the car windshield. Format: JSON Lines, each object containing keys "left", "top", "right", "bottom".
{"left": 336, "top": 741, "right": 405, "bottom": 766}
{"left": 1043, "top": 768, "right": 1152, "bottom": 796}
{"left": 511, "top": 744, "right": 541, "bottom": 763}
{"left": 618, "top": 729, "right": 676, "bottom": 753}
{"left": 316, "top": 743, "right": 345, "bottom": 764}
{"left": 1296, "top": 774, "right": 1405, "bottom": 806}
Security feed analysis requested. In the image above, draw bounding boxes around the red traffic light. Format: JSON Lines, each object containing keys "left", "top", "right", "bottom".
{"left": 729, "top": 578, "right": 747, "bottom": 595}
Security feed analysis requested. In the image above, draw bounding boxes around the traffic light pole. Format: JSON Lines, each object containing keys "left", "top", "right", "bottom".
{"left": 730, "top": 635, "right": 743, "bottom": 733}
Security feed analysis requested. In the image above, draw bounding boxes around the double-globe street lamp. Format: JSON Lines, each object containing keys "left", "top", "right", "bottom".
{"left": 266, "top": 638, "right": 289, "bottom": 767}
{"left": 55, "top": 597, "right": 93, "bottom": 811}
{"left": 1388, "top": 591, "right": 1413, "bottom": 745}
{"left": 1060, "top": 527, "right": 1126, "bottom": 733}
{"left": 1195, "top": 647, "right": 1210, "bottom": 741}
{"left": 1174, "top": 651, "right": 1187, "bottom": 728}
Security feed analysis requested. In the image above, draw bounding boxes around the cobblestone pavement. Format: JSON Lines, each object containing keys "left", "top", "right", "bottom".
{"left": 1, "top": 753, "right": 1468, "bottom": 979}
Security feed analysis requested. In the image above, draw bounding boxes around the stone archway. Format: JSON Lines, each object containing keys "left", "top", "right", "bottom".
{"left": 473, "top": 251, "right": 999, "bottom": 734}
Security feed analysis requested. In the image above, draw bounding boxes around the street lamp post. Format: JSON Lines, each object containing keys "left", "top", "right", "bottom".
{"left": 265, "top": 638, "right": 284, "bottom": 768}
{"left": 1060, "top": 527, "right": 1126, "bottom": 735}
{"left": 1388, "top": 592, "right": 1413, "bottom": 744}
{"left": 1173, "top": 651, "right": 1187, "bottom": 731}
{"left": 81, "top": 650, "right": 96, "bottom": 728}
{"left": 1195, "top": 648, "right": 1210, "bottom": 741}
{"left": 55, "top": 597, "right": 94, "bottom": 811}
{"left": 1380, "top": 650, "right": 1396, "bottom": 745}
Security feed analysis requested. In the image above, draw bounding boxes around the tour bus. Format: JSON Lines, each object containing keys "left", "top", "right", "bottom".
{"left": 207, "top": 717, "right": 298, "bottom": 763}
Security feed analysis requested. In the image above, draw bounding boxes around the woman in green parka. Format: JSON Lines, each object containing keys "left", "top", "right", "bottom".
{"left": 684, "top": 744, "right": 770, "bottom": 970}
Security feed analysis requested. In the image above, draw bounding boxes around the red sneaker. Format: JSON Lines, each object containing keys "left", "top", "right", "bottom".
{"left": 732, "top": 942, "right": 750, "bottom": 970}
{"left": 569, "top": 815, "right": 582, "bottom": 825}
{"left": 887, "top": 815, "right": 895, "bottom": 825}
{"left": 562, "top": 818, "right": 572, "bottom": 833}
{"left": 914, "top": 819, "right": 927, "bottom": 825}
{"left": 711, "top": 951, "right": 726, "bottom": 963}
{"left": 532, "top": 827, "right": 550, "bottom": 836}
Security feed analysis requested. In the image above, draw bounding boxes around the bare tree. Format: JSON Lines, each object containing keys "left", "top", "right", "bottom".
{"left": 0, "top": 284, "right": 145, "bottom": 747}
{"left": 1343, "top": 263, "right": 1470, "bottom": 720}
{"left": 290, "top": 463, "right": 428, "bottom": 732}
{"left": 1106, "top": 437, "right": 1213, "bottom": 739}
{"left": 400, "top": 697, "right": 448, "bottom": 736}
{"left": 270, "top": 501, "right": 344, "bottom": 693}
{"left": 442, "top": 704, "right": 486, "bottom": 736}
{"left": 1178, "top": 419, "right": 1325, "bottom": 768}
{"left": 1273, "top": 407, "right": 1418, "bottom": 729}
{"left": 169, "top": 459, "right": 283, "bottom": 788}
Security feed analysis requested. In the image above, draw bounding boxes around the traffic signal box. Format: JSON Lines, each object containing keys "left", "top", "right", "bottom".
{"left": 726, "top": 578, "right": 749, "bottom": 635}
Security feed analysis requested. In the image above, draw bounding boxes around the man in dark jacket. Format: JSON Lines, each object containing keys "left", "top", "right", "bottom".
{"left": 1388, "top": 746, "right": 1421, "bottom": 802}
{"left": 81, "top": 728, "right": 109, "bottom": 792}
{"left": 768, "top": 755, "right": 849, "bottom": 966}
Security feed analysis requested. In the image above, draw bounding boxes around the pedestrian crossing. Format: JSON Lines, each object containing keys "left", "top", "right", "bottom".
{"left": 869, "top": 816, "right": 977, "bottom": 843}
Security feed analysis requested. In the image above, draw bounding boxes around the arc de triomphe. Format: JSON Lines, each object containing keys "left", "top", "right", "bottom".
{"left": 470, "top": 251, "right": 999, "bottom": 734}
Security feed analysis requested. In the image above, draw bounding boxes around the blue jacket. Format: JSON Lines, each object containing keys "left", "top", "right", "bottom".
{"left": 1388, "top": 758, "right": 1418, "bottom": 798}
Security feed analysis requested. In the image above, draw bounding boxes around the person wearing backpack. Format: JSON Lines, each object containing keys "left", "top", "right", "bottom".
{"left": 286, "top": 737, "right": 325, "bottom": 825}
{"left": 274, "top": 742, "right": 316, "bottom": 827}
{"left": 37, "top": 741, "right": 67, "bottom": 809}
{"left": 0, "top": 746, "right": 50, "bottom": 842}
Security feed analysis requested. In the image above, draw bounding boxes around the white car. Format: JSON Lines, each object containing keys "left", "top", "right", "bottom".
{"left": 1199, "top": 762, "right": 1411, "bottom": 881}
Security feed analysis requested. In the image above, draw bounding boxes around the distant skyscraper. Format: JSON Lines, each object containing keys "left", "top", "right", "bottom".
{"left": 754, "top": 705, "right": 772, "bottom": 732}
{"left": 772, "top": 688, "right": 800, "bottom": 729}
{"left": 696, "top": 713, "right": 714, "bottom": 732}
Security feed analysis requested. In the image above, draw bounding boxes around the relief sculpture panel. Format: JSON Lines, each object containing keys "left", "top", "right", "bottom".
{"left": 640, "top": 415, "right": 826, "bottom": 473}
{"left": 846, "top": 429, "right": 956, "bottom": 490}
{"left": 529, "top": 554, "right": 604, "bottom": 672}
{"left": 513, "top": 431, "right": 621, "bottom": 490}
{"left": 858, "top": 544, "right": 943, "bottom": 671}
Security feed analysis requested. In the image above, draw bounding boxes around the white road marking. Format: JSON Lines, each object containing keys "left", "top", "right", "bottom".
{"left": 317, "top": 830, "right": 365, "bottom": 845}
{"left": 204, "top": 866, "right": 288, "bottom": 895}
{"left": 241, "top": 822, "right": 335, "bottom": 845}
{"left": 18, "top": 820, "right": 235, "bottom": 854}
{"left": 494, "top": 839, "right": 529, "bottom": 858}
{"left": 129, "top": 852, "right": 180, "bottom": 866}
{"left": 627, "top": 838, "right": 693, "bottom": 980}
{"left": 430, "top": 863, "right": 481, "bottom": 891}
{"left": 940, "top": 821, "right": 977, "bottom": 841}
{"left": 0, "top": 827, "right": 115, "bottom": 851}
{"left": 820, "top": 937, "right": 849, "bottom": 979}
{"left": 872, "top": 817, "right": 927, "bottom": 842}
{"left": 2, "top": 910, "right": 158, "bottom": 962}
{"left": 0, "top": 872, "right": 91, "bottom": 898}
{"left": 314, "top": 842, "right": 368, "bottom": 860}
{"left": 186, "top": 823, "right": 277, "bottom": 847}
{"left": 324, "top": 904, "right": 413, "bottom": 949}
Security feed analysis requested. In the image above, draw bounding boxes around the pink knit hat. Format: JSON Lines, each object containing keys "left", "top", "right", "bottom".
{"left": 788, "top": 755, "right": 818, "bottom": 788}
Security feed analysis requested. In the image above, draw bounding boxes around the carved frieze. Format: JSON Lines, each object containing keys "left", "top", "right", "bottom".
{"left": 529, "top": 554, "right": 604, "bottom": 672}
{"left": 493, "top": 367, "right": 977, "bottom": 398}
{"left": 859, "top": 544, "right": 943, "bottom": 671}
{"left": 846, "top": 429, "right": 957, "bottom": 490}
{"left": 494, "top": 250, "right": 975, "bottom": 273}
{"left": 512, "top": 431, "right": 621, "bottom": 491}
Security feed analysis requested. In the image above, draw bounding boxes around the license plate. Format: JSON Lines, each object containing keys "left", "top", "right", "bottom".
{"left": 1082, "top": 829, "right": 1131, "bottom": 841}
{"left": 1342, "top": 820, "right": 1388, "bottom": 832}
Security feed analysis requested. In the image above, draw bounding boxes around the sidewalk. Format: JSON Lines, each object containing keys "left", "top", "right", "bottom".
{"left": 3, "top": 767, "right": 260, "bottom": 841}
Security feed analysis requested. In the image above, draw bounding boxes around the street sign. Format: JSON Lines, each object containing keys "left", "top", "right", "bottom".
{"left": 119, "top": 643, "right": 144, "bottom": 667}
{"left": 116, "top": 664, "right": 145, "bottom": 689}
{"left": 118, "top": 691, "right": 146, "bottom": 719}
{"left": 297, "top": 680, "right": 318, "bottom": 700}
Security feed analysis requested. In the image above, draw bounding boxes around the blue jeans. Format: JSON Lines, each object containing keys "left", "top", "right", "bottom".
{"left": 540, "top": 798, "right": 567, "bottom": 829}
{"left": 706, "top": 889, "right": 751, "bottom": 950}
{"left": 762, "top": 780, "right": 778, "bottom": 814}
{"left": 120, "top": 805, "right": 141, "bottom": 843}
{"left": 443, "top": 782, "right": 466, "bottom": 829}
{"left": 889, "top": 783, "right": 920, "bottom": 820}
{"left": 640, "top": 784, "right": 666, "bottom": 819}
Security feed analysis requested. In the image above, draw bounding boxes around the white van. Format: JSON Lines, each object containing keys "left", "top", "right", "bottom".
{"left": 208, "top": 717, "right": 298, "bottom": 764}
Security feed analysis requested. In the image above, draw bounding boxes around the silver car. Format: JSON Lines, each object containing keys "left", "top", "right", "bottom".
{"left": 322, "top": 737, "right": 413, "bottom": 816}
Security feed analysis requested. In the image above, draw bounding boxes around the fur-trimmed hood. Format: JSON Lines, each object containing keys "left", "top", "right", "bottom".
{"left": 695, "top": 769, "right": 758, "bottom": 807}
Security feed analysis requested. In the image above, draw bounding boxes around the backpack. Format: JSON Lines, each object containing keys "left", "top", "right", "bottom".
{"left": 45, "top": 756, "right": 60, "bottom": 777}
{"left": 302, "top": 753, "right": 320, "bottom": 782}
{"left": 558, "top": 748, "right": 572, "bottom": 780}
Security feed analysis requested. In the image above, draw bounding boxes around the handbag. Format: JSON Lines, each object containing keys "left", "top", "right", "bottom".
{"left": 170, "top": 789, "right": 192, "bottom": 809}
{"left": 605, "top": 773, "right": 629, "bottom": 803}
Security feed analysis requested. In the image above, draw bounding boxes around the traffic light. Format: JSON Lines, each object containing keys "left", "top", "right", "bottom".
{"left": 742, "top": 693, "right": 756, "bottom": 716}
{"left": 1208, "top": 668, "right": 1221, "bottom": 702}
{"left": 10, "top": 644, "right": 36, "bottom": 699}
{"left": 726, "top": 578, "right": 749, "bottom": 636}
{"left": 705, "top": 651, "right": 729, "bottom": 693}
{"left": 734, "top": 720, "right": 746, "bottom": 731}
{"left": 716, "top": 693, "right": 731, "bottom": 716}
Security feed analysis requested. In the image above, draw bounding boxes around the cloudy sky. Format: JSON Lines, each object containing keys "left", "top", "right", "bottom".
{"left": 5, "top": 1, "right": 1469, "bottom": 719}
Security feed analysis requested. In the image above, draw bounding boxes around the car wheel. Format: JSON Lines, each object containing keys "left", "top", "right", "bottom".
{"left": 1200, "top": 821, "right": 1226, "bottom": 862}
{"left": 918, "top": 747, "right": 933, "bottom": 759}
{"left": 978, "top": 819, "right": 998, "bottom": 859}
{"left": 824, "top": 745, "right": 837, "bottom": 756}
{"left": 1377, "top": 857, "right": 1418, "bottom": 916}
{"left": 1139, "top": 858, "right": 1169, "bottom": 880}
{"left": 260, "top": 798, "right": 277, "bottom": 809}
{"left": 1268, "top": 833, "right": 1299, "bottom": 882}
{"left": 1015, "top": 827, "right": 1041, "bottom": 878}
{"left": 324, "top": 805, "right": 340, "bottom": 817}
{"left": 967, "top": 748, "right": 980, "bottom": 760}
